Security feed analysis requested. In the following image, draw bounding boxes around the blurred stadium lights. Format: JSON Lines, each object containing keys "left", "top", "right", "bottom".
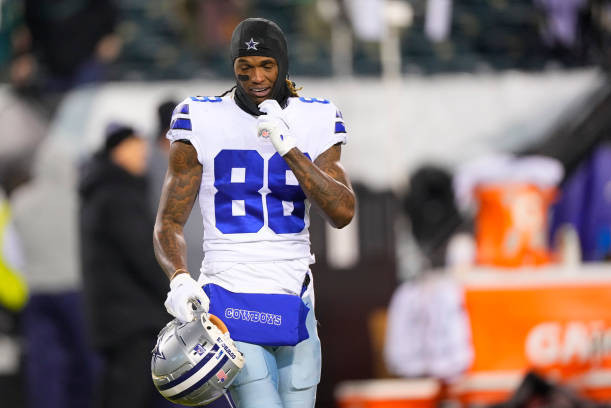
{"left": 316, "top": 0, "right": 353, "bottom": 77}
{"left": 381, "top": 0, "right": 413, "bottom": 79}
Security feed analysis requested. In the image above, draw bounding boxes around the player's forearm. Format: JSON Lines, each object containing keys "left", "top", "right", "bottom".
{"left": 153, "top": 142, "right": 202, "bottom": 280}
{"left": 153, "top": 220, "right": 189, "bottom": 280}
{"left": 283, "top": 148, "right": 355, "bottom": 229}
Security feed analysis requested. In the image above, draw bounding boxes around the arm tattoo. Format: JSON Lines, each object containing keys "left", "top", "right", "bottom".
{"left": 283, "top": 144, "right": 355, "bottom": 228}
{"left": 153, "top": 141, "right": 202, "bottom": 279}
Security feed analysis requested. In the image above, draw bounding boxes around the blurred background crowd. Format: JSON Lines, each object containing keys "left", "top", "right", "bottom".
{"left": 1, "top": 0, "right": 611, "bottom": 407}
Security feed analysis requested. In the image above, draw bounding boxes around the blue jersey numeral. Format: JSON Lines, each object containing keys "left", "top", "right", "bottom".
{"left": 267, "top": 153, "right": 310, "bottom": 233}
{"left": 214, "top": 150, "right": 310, "bottom": 234}
{"left": 298, "top": 97, "right": 329, "bottom": 104}
{"left": 214, "top": 150, "right": 264, "bottom": 234}
{"left": 191, "top": 96, "right": 222, "bottom": 102}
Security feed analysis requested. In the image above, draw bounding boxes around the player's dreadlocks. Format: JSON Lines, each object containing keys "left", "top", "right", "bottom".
{"left": 218, "top": 86, "right": 236, "bottom": 98}
{"left": 286, "top": 79, "right": 301, "bottom": 97}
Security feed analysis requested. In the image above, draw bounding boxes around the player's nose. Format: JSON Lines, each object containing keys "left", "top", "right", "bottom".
{"left": 251, "top": 67, "right": 265, "bottom": 83}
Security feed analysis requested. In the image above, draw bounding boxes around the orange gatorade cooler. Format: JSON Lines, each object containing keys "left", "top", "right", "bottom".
{"left": 578, "top": 370, "right": 611, "bottom": 402}
{"left": 335, "top": 379, "right": 440, "bottom": 408}
{"left": 451, "top": 371, "right": 523, "bottom": 407}
{"left": 474, "top": 183, "right": 556, "bottom": 268}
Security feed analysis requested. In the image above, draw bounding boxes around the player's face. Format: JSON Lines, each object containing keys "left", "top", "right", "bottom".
{"left": 234, "top": 56, "right": 279, "bottom": 104}
{"left": 112, "top": 136, "right": 149, "bottom": 176}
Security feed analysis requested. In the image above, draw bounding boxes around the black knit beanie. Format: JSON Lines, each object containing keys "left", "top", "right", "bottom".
{"left": 230, "top": 18, "right": 290, "bottom": 116}
{"left": 104, "top": 125, "right": 135, "bottom": 153}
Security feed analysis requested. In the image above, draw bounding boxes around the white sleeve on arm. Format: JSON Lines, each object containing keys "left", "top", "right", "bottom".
{"left": 316, "top": 102, "right": 348, "bottom": 158}
{"left": 166, "top": 99, "right": 205, "bottom": 164}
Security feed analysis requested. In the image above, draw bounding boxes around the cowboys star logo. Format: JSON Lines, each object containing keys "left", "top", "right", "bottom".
{"left": 152, "top": 337, "right": 166, "bottom": 362}
{"left": 245, "top": 38, "right": 259, "bottom": 51}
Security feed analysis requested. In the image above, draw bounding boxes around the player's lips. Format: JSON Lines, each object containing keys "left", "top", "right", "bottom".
{"left": 250, "top": 87, "right": 271, "bottom": 98}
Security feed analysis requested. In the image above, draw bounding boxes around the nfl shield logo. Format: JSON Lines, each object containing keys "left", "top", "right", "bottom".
{"left": 216, "top": 369, "right": 227, "bottom": 383}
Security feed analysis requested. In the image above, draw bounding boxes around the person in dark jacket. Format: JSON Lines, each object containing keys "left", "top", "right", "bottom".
{"left": 78, "top": 124, "right": 177, "bottom": 408}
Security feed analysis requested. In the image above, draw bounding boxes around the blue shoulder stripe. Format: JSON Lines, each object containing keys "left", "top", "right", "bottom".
{"left": 335, "top": 122, "right": 346, "bottom": 134}
{"left": 171, "top": 118, "right": 192, "bottom": 131}
{"left": 180, "top": 104, "right": 189, "bottom": 114}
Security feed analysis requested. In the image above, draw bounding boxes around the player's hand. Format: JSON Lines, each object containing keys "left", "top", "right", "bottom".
{"left": 164, "top": 272, "right": 210, "bottom": 323}
{"left": 257, "top": 100, "right": 297, "bottom": 156}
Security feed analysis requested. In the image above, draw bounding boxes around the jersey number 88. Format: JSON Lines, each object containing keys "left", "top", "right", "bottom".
{"left": 214, "top": 149, "right": 310, "bottom": 234}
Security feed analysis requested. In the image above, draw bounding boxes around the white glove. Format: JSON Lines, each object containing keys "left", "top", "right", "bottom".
{"left": 164, "top": 273, "right": 210, "bottom": 323}
{"left": 257, "top": 100, "right": 297, "bottom": 156}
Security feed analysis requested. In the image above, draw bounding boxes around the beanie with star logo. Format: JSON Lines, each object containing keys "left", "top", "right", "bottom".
{"left": 230, "top": 18, "right": 290, "bottom": 116}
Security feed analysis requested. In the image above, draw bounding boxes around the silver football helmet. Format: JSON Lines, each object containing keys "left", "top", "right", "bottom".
{"left": 151, "top": 309, "right": 245, "bottom": 406}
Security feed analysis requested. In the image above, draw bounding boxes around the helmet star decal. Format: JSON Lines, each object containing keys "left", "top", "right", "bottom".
{"left": 245, "top": 38, "right": 259, "bottom": 51}
{"left": 152, "top": 337, "right": 166, "bottom": 361}
{"left": 151, "top": 313, "right": 245, "bottom": 406}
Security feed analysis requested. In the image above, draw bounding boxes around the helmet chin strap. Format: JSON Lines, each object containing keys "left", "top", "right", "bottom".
{"left": 223, "top": 391, "right": 237, "bottom": 408}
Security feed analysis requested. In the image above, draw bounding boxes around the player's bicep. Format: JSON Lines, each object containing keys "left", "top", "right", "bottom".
{"left": 314, "top": 143, "right": 353, "bottom": 190}
{"left": 157, "top": 141, "right": 202, "bottom": 226}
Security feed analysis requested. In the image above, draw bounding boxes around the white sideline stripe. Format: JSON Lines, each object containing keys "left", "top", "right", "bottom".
{"left": 458, "top": 263, "right": 611, "bottom": 289}
{"left": 579, "top": 369, "right": 611, "bottom": 387}
{"left": 335, "top": 378, "right": 440, "bottom": 400}
{"left": 451, "top": 369, "right": 611, "bottom": 394}
{"left": 173, "top": 113, "right": 190, "bottom": 120}
{"left": 451, "top": 371, "right": 524, "bottom": 393}
{"left": 160, "top": 351, "right": 223, "bottom": 397}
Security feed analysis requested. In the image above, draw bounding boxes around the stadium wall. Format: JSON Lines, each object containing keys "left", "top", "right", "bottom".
{"left": 46, "top": 68, "right": 603, "bottom": 192}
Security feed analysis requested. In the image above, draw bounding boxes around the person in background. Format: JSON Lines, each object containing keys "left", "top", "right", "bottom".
{"left": 0, "top": 168, "right": 28, "bottom": 315}
{"left": 78, "top": 124, "right": 177, "bottom": 408}
{"left": 0, "top": 182, "right": 28, "bottom": 408}
{"left": 148, "top": 100, "right": 204, "bottom": 276}
{"left": 148, "top": 100, "right": 176, "bottom": 208}
{"left": 11, "top": 140, "right": 97, "bottom": 408}
{"left": 23, "top": 0, "right": 121, "bottom": 91}
{"left": 384, "top": 166, "right": 473, "bottom": 386}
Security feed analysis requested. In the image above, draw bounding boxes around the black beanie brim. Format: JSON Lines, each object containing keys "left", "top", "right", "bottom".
{"left": 104, "top": 126, "right": 136, "bottom": 153}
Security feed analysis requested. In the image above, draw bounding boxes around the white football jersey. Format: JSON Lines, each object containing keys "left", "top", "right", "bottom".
{"left": 166, "top": 95, "right": 347, "bottom": 268}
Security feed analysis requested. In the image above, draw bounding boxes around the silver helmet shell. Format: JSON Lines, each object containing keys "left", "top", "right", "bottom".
{"left": 151, "top": 312, "right": 245, "bottom": 406}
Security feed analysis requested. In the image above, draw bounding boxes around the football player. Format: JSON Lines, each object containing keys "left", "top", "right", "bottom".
{"left": 153, "top": 17, "right": 355, "bottom": 408}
